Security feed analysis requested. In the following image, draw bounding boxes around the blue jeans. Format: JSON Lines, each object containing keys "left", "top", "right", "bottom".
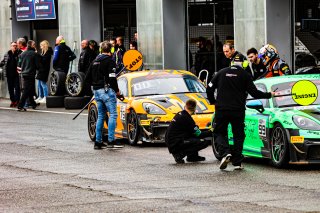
{"left": 38, "top": 80, "right": 48, "bottom": 98}
{"left": 94, "top": 88, "right": 118, "bottom": 143}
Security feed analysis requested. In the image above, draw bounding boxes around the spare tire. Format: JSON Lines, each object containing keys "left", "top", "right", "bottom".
{"left": 64, "top": 96, "right": 92, "bottom": 109}
{"left": 46, "top": 96, "right": 65, "bottom": 108}
{"left": 49, "top": 71, "right": 66, "bottom": 96}
{"left": 65, "top": 72, "right": 86, "bottom": 97}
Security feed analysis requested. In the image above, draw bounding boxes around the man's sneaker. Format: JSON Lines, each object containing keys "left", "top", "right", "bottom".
{"left": 94, "top": 142, "right": 104, "bottom": 150}
{"left": 17, "top": 107, "right": 27, "bottom": 112}
{"left": 114, "top": 141, "right": 124, "bottom": 148}
{"left": 35, "top": 97, "right": 42, "bottom": 103}
{"left": 173, "top": 153, "right": 185, "bottom": 164}
{"left": 107, "top": 141, "right": 114, "bottom": 148}
{"left": 186, "top": 155, "right": 206, "bottom": 162}
{"left": 219, "top": 154, "right": 232, "bottom": 170}
{"left": 32, "top": 103, "right": 40, "bottom": 109}
{"left": 101, "top": 142, "right": 107, "bottom": 148}
{"left": 39, "top": 97, "right": 46, "bottom": 104}
{"left": 234, "top": 165, "right": 244, "bottom": 170}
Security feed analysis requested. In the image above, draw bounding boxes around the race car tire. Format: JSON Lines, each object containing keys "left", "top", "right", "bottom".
{"left": 65, "top": 72, "right": 86, "bottom": 97}
{"left": 64, "top": 96, "right": 92, "bottom": 109}
{"left": 127, "top": 109, "right": 140, "bottom": 145}
{"left": 49, "top": 71, "right": 66, "bottom": 96}
{"left": 270, "top": 123, "right": 290, "bottom": 168}
{"left": 211, "top": 136, "right": 223, "bottom": 161}
{"left": 88, "top": 104, "right": 97, "bottom": 142}
{"left": 46, "top": 96, "right": 65, "bottom": 108}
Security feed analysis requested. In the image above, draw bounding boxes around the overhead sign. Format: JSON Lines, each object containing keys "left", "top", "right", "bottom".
{"left": 15, "top": 0, "right": 56, "bottom": 21}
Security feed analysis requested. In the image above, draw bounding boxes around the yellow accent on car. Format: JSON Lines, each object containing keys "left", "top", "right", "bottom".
{"left": 290, "top": 136, "right": 304, "bottom": 143}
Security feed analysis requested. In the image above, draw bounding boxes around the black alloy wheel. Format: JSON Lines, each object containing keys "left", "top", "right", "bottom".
{"left": 65, "top": 72, "right": 86, "bottom": 97}
{"left": 211, "top": 136, "right": 223, "bottom": 161}
{"left": 88, "top": 104, "right": 98, "bottom": 142}
{"left": 270, "top": 123, "right": 290, "bottom": 168}
{"left": 127, "top": 109, "right": 140, "bottom": 145}
{"left": 49, "top": 71, "right": 66, "bottom": 96}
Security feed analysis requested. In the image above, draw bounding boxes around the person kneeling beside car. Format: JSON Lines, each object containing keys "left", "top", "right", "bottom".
{"left": 165, "top": 99, "right": 212, "bottom": 164}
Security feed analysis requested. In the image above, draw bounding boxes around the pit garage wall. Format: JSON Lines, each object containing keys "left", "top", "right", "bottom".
{"left": 136, "top": 0, "right": 187, "bottom": 70}
{"left": 58, "top": 0, "right": 101, "bottom": 73}
{"left": 0, "top": 0, "right": 14, "bottom": 98}
{"left": 58, "top": 0, "right": 81, "bottom": 73}
{"left": 234, "top": 0, "right": 293, "bottom": 69}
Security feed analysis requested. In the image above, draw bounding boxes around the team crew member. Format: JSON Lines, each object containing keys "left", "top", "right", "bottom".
{"left": 246, "top": 47, "right": 266, "bottom": 80}
{"left": 207, "top": 58, "right": 274, "bottom": 170}
{"left": 258, "top": 44, "right": 291, "bottom": 78}
{"left": 85, "top": 41, "right": 124, "bottom": 150}
{"left": 165, "top": 99, "right": 212, "bottom": 164}
{"left": 223, "top": 43, "right": 251, "bottom": 76}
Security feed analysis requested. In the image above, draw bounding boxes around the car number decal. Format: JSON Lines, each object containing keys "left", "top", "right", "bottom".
{"left": 120, "top": 105, "right": 126, "bottom": 121}
{"left": 258, "top": 119, "right": 266, "bottom": 137}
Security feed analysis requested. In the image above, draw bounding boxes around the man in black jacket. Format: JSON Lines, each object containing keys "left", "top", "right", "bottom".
{"left": 165, "top": 99, "right": 212, "bottom": 164}
{"left": 53, "top": 35, "right": 76, "bottom": 73}
{"left": 207, "top": 58, "right": 274, "bottom": 170}
{"left": 17, "top": 40, "right": 40, "bottom": 111}
{"left": 0, "top": 42, "right": 22, "bottom": 107}
{"left": 78, "top": 40, "right": 94, "bottom": 74}
{"left": 85, "top": 41, "right": 124, "bottom": 150}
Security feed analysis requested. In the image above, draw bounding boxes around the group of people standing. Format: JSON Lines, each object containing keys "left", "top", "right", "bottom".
{"left": 0, "top": 37, "right": 53, "bottom": 110}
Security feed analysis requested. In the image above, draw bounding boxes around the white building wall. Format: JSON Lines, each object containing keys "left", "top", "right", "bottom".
{"left": 0, "top": 0, "right": 12, "bottom": 98}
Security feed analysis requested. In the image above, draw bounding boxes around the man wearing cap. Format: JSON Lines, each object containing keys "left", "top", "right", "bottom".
{"left": 206, "top": 60, "right": 275, "bottom": 170}
{"left": 53, "top": 35, "right": 76, "bottom": 73}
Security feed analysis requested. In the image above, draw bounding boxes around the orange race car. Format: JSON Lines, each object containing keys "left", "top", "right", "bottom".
{"left": 87, "top": 70, "right": 214, "bottom": 145}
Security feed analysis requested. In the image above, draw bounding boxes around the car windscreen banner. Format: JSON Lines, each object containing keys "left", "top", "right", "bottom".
{"left": 15, "top": 0, "right": 56, "bottom": 21}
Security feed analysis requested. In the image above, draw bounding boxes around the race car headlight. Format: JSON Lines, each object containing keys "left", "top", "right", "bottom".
{"left": 143, "top": 103, "right": 166, "bottom": 115}
{"left": 292, "top": 115, "right": 320, "bottom": 131}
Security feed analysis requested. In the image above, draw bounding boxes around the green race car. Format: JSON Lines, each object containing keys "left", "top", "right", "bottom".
{"left": 212, "top": 74, "right": 320, "bottom": 168}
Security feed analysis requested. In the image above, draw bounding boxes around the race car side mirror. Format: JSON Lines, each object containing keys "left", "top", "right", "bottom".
{"left": 246, "top": 100, "right": 264, "bottom": 113}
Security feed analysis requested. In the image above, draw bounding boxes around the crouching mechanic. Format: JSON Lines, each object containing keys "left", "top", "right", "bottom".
{"left": 85, "top": 41, "right": 124, "bottom": 150}
{"left": 165, "top": 99, "right": 212, "bottom": 164}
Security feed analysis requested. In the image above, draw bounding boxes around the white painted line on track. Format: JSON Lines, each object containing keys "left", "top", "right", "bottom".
{"left": 0, "top": 106, "right": 88, "bottom": 116}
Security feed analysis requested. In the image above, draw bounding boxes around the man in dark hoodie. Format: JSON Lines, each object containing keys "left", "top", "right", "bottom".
{"left": 0, "top": 42, "right": 22, "bottom": 107}
{"left": 85, "top": 41, "right": 124, "bottom": 150}
{"left": 17, "top": 40, "right": 40, "bottom": 111}
{"left": 165, "top": 99, "right": 212, "bottom": 164}
{"left": 53, "top": 35, "right": 76, "bottom": 73}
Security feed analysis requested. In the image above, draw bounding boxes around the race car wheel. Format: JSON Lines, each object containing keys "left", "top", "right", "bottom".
{"left": 88, "top": 104, "right": 98, "bottom": 142}
{"left": 65, "top": 72, "right": 86, "bottom": 97}
{"left": 211, "top": 136, "right": 222, "bottom": 161}
{"left": 127, "top": 109, "right": 140, "bottom": 145}
{"left": 49, "top": 71, "right": 66, "bottom": 96}
{"left": 270, "top": 123, "right": 289, "bottom": 168}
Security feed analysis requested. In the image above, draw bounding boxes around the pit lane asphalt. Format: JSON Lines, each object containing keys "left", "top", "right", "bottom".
{"left": 0, "top": 98, "right": 320, "bottom": 212}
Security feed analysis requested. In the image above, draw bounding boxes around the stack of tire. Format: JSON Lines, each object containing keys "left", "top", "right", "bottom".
{"left": 47, "top": 71, "right": 91, "bottom": 109}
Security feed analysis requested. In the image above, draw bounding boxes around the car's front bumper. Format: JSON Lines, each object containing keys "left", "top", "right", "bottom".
{"left": 289, "top": 138, "right": 320, "bottom": 164}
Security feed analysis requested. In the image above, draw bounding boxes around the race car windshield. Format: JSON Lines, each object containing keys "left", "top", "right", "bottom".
{"left": 272, "top": 80, "right": 320, "bottom": 108}
{"left": 131, "top": 76, "right": 206, "bottom": 96}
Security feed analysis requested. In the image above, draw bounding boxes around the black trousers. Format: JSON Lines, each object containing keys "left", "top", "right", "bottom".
{"left": 7, "top": 75, "right": 20, "bottom": 103}
{"left": 18, "top": 77, "right": 37, "bottom": 108}
{"left": 174, "top": 138, "right": 209, "bottom": 157}
{"left": 214, "top": 110, "right": 245, "bottom": 166}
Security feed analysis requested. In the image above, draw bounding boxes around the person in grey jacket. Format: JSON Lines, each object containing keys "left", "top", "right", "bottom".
{"left": 17, "top": 40, "right": 40, "bottom": 111}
